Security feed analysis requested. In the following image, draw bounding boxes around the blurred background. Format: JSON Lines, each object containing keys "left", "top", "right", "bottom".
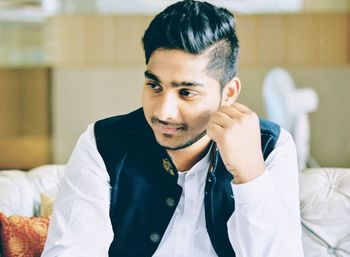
{"left": 0, "top": 0, "right": 349, "bottom": 170}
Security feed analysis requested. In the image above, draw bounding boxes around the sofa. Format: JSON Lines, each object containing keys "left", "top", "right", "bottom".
{"left": 0, "top": 165, "right": 64, "bottom": 257}
{"left": 0, "top": 165, "right": 349, "bottom": 257}
{"left": 299, "top": 168, "right": 350, "bottom": 257}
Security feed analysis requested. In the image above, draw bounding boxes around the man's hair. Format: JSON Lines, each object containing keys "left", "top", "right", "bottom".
{"left": 142, "top": 0, "right": 240, "bottom": 88}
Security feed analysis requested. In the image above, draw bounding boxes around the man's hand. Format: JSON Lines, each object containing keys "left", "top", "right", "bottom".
{"left": 207, "top": 103, "right": 265, "bottom": 184}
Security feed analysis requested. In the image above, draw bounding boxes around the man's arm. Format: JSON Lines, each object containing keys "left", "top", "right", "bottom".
{"left": 41, "top": 124, "right": 113, "bottom": 257}
{"left": 207, "top": 102, "right": 303, "bottom": 256}
{"left": 227, "top": 128, "right": 304, "bottom": 257}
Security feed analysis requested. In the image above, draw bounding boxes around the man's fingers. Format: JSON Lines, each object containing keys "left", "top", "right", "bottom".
{"left": 206, "top": 122, "right": 223, "bottom": 141}
{"left": 208, "top": 102, "right": 259, "bottom": 142}
{"left": 218, "top": 105, "right": 243, "bottom": 120}
{"left": 231, "top": 102, "right": 252, "bottom": 113}
{"left": 212, "top": 103, "right": 252, "bottom": 129}
{"left": 210, "top": 111, "right": 234, "bottom": 128}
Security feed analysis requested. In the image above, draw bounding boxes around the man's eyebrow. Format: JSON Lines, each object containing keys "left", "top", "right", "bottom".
{"left": 145, "top": 70, "right": 205, "bottom": 88}
{"left": 171, "top": 81, "right": 205, "bottom": 88}
{"left": 144, "top": 71, "right": 160, "bottom": 83}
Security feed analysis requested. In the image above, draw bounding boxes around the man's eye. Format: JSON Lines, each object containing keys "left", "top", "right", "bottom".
{"left": 179, "top": 89, "right": 197, "bottom": 98}
{"left": 147, "top": 82, "right": 162, "bottom": 91}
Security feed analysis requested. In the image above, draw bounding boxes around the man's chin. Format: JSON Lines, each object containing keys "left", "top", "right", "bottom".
{"left": 155, "top": 139, "right": 188, "bottom": 151}
{"left": 156, "top": 131, "right": 207, "bottom": 151}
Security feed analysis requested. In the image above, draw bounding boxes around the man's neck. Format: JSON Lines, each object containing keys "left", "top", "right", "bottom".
{"left": 166, "top": 135, "right": 212, "bottom": 172}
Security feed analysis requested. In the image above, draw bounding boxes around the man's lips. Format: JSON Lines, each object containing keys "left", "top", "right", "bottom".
{"left": 151, "top": 117, "right": 185, "bottom": 135}
{"left": 157, "top": 125, "right": 183, "bottom": 135}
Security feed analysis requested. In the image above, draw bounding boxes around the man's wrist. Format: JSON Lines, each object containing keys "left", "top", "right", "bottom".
{"left": 230, "top": 163, "right": 266, "bottom": 184}
{"left": 231, "top": 168, "right": 273, "bottom": 204}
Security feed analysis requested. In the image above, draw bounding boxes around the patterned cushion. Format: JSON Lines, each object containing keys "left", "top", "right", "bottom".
{"left": 0, "top": 212, "right": 49, "bottom": 257}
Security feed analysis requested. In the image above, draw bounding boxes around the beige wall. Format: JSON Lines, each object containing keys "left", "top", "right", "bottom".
{"left": 52, "top": 66, "right": 350, "bottom": 168}
{"left": 238, "top": 67, "right": 350, "bottom": 168}
{"left": 46, "top": 14, "right": 350, "bottom": 67}
{"left": 52, "top": 67, "right": 144, "bottom": 163}
{"left": 50, "top": 13, "right": 350, "bottom": 168}
{"left": 0, "top": 68, "right": 51, "bottom": 169}
{"left": 1, "top": 4, "right": 349, "bottom": 170}
{"left": 303, "top": 0, "right": 350, "bottom": 12}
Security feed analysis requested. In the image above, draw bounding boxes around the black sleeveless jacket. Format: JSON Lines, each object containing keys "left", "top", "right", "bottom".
{"left": 94, "top": 108, "right": 280, "bottom": 257}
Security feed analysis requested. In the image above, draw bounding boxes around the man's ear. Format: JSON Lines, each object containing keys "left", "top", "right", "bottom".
{"left": 221, "top": 77, "right": 241, "bottom": 106}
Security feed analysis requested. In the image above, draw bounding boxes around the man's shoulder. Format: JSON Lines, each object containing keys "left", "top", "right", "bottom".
{"left": 259, "top": 117, "right": 280, "bottom": 138}
{"left": 259, "top": 117, "right": 281, "bottom": 160}
{"left": 94, "top": 107, "right": 149, "bottom": 141}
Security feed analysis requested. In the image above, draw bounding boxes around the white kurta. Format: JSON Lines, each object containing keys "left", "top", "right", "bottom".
{"left": 42, "top": 124, "right": 304, "bottom": 257}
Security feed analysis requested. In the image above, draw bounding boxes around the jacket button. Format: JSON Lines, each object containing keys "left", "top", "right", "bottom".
{"left": 150, "top": 232, "right": 160, "bottom": 243}
{"left": 165, "top": 197, "right": 175, "bottom": 207}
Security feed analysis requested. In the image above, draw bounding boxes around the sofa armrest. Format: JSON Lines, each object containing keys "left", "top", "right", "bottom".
{"left": 0, "top": 170, "right": 35, "bottom": 217}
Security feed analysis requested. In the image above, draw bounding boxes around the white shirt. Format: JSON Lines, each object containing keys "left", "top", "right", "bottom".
{"left": 153, "top": 144, "right": 217, "bottom": 257}
{"left": 42, "top": 124, "right": 304, "bottom": 257}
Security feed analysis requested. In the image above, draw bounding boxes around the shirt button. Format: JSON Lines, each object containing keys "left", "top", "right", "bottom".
{"left": 165, "top": 197, "right": 175, "bottom": 207}
{"left": 150, "top": 232, "right": 160, "bottom": 243}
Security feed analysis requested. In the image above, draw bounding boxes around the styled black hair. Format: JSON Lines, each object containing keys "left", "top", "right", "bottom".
{"left": 142, "top": 0, "right": 240, "bottom": 88}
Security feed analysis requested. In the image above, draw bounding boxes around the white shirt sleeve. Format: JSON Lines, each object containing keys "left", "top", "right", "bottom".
{"left": 227, "top": 128, "right": 304, "bottom": 257}
{"left": 41, "top": 124, "right": 113, "bottom": 257}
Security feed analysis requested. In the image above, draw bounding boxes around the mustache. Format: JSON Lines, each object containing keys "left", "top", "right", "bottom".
{"left": 151, "top": 117, "right": 187, "bottom": 129}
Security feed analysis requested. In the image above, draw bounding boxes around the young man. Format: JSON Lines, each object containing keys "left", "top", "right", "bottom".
{"left": 42, "top": 1, "right": 304, "bottom": 256}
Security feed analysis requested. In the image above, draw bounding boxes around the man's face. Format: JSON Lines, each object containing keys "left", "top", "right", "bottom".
{"left": 142, "top": 49, "right": 223, "bottom": 150}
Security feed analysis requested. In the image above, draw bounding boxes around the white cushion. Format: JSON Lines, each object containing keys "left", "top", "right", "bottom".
{"left": 300, "top": 167, "right": 350, "bottom": 257}
{"left": 0, "top": 165, "right": 65, "bottom": 217}
{"left": 0, "top": 170, "right": 34, "bottom": 216}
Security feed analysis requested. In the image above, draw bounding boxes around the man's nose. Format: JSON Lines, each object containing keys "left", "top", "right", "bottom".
{"left": 156, "top": 93, "right": 179, "bottom": 122}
